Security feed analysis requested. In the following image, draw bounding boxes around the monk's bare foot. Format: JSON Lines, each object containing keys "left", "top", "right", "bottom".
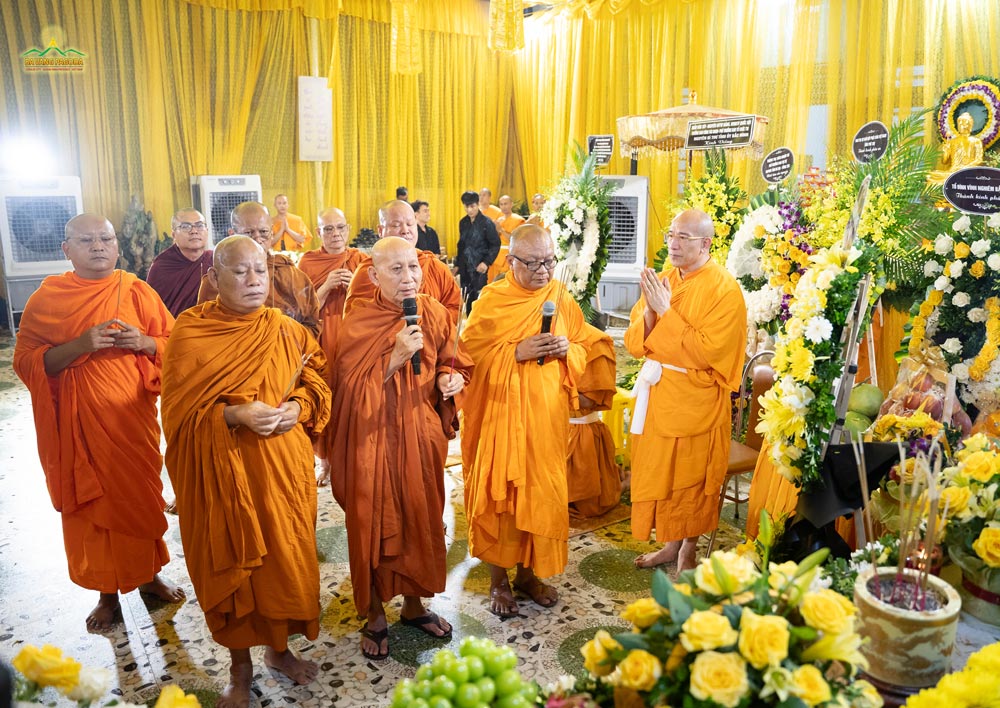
{"left": 85, "top": 593, "right": 121, "bottom": 632}
{"left": 164, "top": 499, "right": 177, "bottom": 514}
{"left": 139, "top": 574, "right": 186, "bottom": 603}
{"left": 218, "top": 661, "right": 253, "bottom": 708}
{"left": 513, "top": 569, "right": 558, "bottom": 608}
{"left": 264, "top": 647, "right": 318, "bottom": 685}
{"left": 677, "top": 539, "right": 699, "bottom": 573}
{"left": 634, "top": 540, "right": 681, "bottom": 569}
{"left": 316, "top": 459, "right": 330, "bottom": 487}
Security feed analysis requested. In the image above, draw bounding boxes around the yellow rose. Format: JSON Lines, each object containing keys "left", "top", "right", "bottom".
{"left": 688, "top": 651, "right": 749, "bottom": 708}
{"left": 790, "top": 665, "right": 832, "bottom": 706}
{"left": 940, "top": 485, "right": 972, "bottom": 516}
{"left": 12, "top": 644, "right": 81, "bottom": 692}
{"left": 971, "top": 260, "right": 987, "bottom": 278}
{"left": 694, "top": 551, "right": 761, "bottom": 595}
{"left": 155, "top": 684, "right": 202, "bottom": 708}
{"left": 581, "top": 629, "right": 622, "bottom": 676}
{"left": 617, "top": 649, "right": 662, "bottom": 692}
{"left": 851, "top": 679, "right": 885, "bottom": 708}
{"left": 959, "top": 433, "right": 992, "bottom": 456}
{"left": 954, "top": 241, "right": 971, "bottom": 259}
{"left": 622, "top": 597, "right": 665, "bottom": 629}
{"left": 680, "top": 611, "right": 739, "bottom": 651}
{"left": 972, "top": 527, "right": 1000, "bottom": 568}
{"left": 961, "top": 450, "right": 999, "bottom": 482}
{"left": 738, "top": 609, "right": 790, "bottom": 669}
{"left": 799, "top": 589, "right": 857, "bottom": 635}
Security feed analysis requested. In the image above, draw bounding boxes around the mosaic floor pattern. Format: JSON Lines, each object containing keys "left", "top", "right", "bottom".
{"left": 0, "top": 332, "right": 746, "bottom": 707}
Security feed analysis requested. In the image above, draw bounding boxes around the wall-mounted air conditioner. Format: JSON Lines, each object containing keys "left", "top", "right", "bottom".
{"left": 597, "top": 175, "right": 648, "bottom": 314}
{"left": 190, "top": 175, "right": 263, "bottom": 245}
{"left": 0, "top": 176, "right": 82, "bottom": 332}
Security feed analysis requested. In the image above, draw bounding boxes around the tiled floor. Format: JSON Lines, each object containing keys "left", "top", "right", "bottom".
{"left": 0, "top": 331, "right": 746, "bottom": 707}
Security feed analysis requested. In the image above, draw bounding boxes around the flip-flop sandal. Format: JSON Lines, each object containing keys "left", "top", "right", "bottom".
{"left": 400, "top": 611, "right": 453, "bottom": 640}
{"left": 489, "top": 584, "right": 520, "bottom": 618}
{"left": 360, "top": 623, "right": 389, "bottom": 660}
{"left": 513, "top": 578, "right": 558, "bottom": 608}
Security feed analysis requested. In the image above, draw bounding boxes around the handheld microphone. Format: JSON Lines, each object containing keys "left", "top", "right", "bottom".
{"left": 537, "top": 300, "right": 556, "bottom": 365}
{"left": 402, "top": 297, "right": 421, "bottom": 374}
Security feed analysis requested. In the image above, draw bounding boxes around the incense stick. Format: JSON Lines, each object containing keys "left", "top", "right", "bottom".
{"left": 448, "top": 291, "right": 466, "bottom": 376}
{"left": 279, "top": 352, "right": 313, "bottom": 405}
{"left": 114, "top": 269, "right": 123, "bottom": 325}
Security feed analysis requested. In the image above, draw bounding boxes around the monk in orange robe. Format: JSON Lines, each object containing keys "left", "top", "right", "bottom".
{"left": 526, "top": 192, "right": 546, "bottom": 228}
{"left": 272, "top": 193, "right": 312, "bottom": 252}
{"left": 13, "top": 213, "right": 184, "bottom": 632}
{"left": 162, "top": 236, "right": 331, "bottom": 708}
{"left": 462, "top": 224, "right": 588, "bottom": 617}
{"left": 345, "top": 200, "right": 461, "bottom": 322}
{"left": 568, "top": 324, "right": 622, "bottom": 517}
{"left": 197, "top": 201, "right": 322, "bottom": 338}
{"left": 479, "top": 187, "right": 503, "bottom": 224}
{"left": 327, "top": 237, "right": 473, "bottom": 660}
{"left": 626, "top": 209, "right": 746, "bottom": 572}
{"left": 487, "top": 194, "right": 526, "bottom": 283}
{"left": 298, "top": 206, "right": 364, "bottom": 486}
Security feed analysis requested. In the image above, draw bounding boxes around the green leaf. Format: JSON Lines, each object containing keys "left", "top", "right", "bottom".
{"left": 788, "top": 624, "right": 818, "bottom": 642}
{"left": 794, "top": 548, "right": 830, "bottom": 577}
{"left": 721, "top": 603, "right": 743, "bottom": 628}
{"left": 651, "top": 568, "right": 673, "bottom": 607}
{"left": 614, "top": 632, "right": 649, "bottom": 651}
{"left": 776, "top": 697, "right": 809, "bottom": 708}
{"left": 711, "top": 554, "right": 735, "bottom": 595}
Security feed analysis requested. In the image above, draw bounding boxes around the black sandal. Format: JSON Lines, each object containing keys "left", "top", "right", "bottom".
{"left": 400, "top": 611, "right": 453, "bottom": 640}
{"left": 360, "top": 623, "right": 389, "bottom": 660}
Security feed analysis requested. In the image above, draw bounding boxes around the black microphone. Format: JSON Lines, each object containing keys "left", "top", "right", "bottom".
{"left": 402, "top": 297, "right": 421, "bottom": 374}
{"left": 537, "top": 300, "right": 556, "bottom": 365}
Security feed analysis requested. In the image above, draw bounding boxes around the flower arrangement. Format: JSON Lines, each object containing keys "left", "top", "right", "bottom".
{"left": 938, "top": 433, "right": 1000, "bottom": 572}
{"left": 906, "top": 211, "right": 1000, "bottom": 415}
{"left": 903, "top": 641, "right": 1000, "bottom": 707}
{"left": 755, "top": 242, "right": 876, "bottom": 490}
{"left": 11, "top": 644, "right": 200, "bottom": 708}
{"left": 936, "top": 76, "right": 1000, "bottom": 150}
{"left": 540, "top": 145, "right": 614, "bottom": 321}
{"left": 552, "top": 513, "right": 881, "bottom": 708}
{"left": 821, "top": 534, "right": 901, "bottom": 598}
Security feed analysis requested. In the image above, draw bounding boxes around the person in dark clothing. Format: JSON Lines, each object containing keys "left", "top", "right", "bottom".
{"left": 412, "top": 200, "right": 442, "bottom": 255}
{"left": 456, "top": 190, "right": 500, "bottom": 314}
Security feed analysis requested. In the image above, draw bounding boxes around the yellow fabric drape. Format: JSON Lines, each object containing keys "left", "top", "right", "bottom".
{"left": 488, "top": 0, "right": 525, "bottom": 53}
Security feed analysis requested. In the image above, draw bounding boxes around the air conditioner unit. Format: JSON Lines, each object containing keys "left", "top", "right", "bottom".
{"left": 597, "top": 175, "right": 648, "bottom": 314}
{"left": 190, "top": 175, "right": 263, "bottom": 245}
{"left": 0, "top": 176, "right": 82, "bottom": 332}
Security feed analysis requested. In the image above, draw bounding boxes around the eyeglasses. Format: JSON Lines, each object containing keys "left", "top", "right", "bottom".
{"left": 235, "top": 228, "right": 273, "bottom": 239}
{"left": 175, "top": 221, "right": 207, "bottom": 232}
{"left": 665, "top": 233, "right": 708, "bottom": 243}
{"left": 321, "top": 224, "right": 350, "bottom": 234}
{"left": 510, "top": 255, "right": 557, "bottom": 272}
{"left": 66, "top": 235, "right": 116, "bottom": 246}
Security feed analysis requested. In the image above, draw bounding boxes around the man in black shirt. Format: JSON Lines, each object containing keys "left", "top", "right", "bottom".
{"left": 412, "top": 200, "right": 442, "bottom": 255}
{"left": 456, "top": 190, "right": 500, "bottom": 314}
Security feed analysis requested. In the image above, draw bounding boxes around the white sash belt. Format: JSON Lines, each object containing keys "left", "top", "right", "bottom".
{"left": 630, "top": 359, "right": 688, "bottom": 435}
{"left": 569, "top": 411, "right": 601, "bottom": 425}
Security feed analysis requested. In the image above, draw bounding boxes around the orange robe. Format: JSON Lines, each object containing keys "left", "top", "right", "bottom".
{"left": 198, "top": 252, "right": 322, "bottom": 338}
{"left": 161, "top": 303, "right": 331, "bottom": 650}
{"left": 327, "top": 292, "right": 473, "bottom": 615}
{"left": 13, "top": 270, "right": 174, "bottom": 594}
{"left": 274, "top": 212, "right": 312, "bottom": 252}
{"left": 487, "top": 213, "right": 525, "bottom": 284}
{"left": 625, "top": 260, "right": 746, "bottom": 542}
{"left": 568, "top": 325, "right": 622, "bottom": 518}
{"left": 298, "top": 247, "right": 364, "bottom": 440}
{"left": 461, "top": 275, "right": 588, "bottom": 577}
{"left": 344, "top": 250, "right": 461, "bottom": 323}
{"left": 482, "top": 204, "right": 503, "bottom": 224}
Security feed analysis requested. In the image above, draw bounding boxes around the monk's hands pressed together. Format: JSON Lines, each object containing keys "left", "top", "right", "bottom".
{"left": 77, "top": 319, "right": 120, "bottom": 352}
{"left": 437, "top": 372, "right": 464, "bottom": 399}
{"left": 110, "top": 319, "right": 156, "bottom": 356}
{"left": 640, "top": 267, "right": 671, "bottom": 316}
{"left": 515, "top": 333, "right": 569, "bottom": 362}
{"left": 325, "top": 268, "right": 354, "bottom": 289}
{"left": 273, "top": 401, "right": 302, "bottom": 434}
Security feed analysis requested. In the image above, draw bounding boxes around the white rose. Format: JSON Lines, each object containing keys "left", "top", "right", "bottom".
{"left": 953, "top": 214, "right": 972, "bottom": 233}
{"left": 804, "top": 317, "right": 833, "bottom": 343}
{"left": 949, "top": 260, "right": 965, "bottom": 277}
{"left": 942, "top": 338, "right": 962, "bottom": 356}
{"left": 972, "top": 239, "right": 992, "bottom": 258}
{"left": 969, "top": 308, "right": 988, "bottom": 323}
{"left": 990, "top": 253, "right": 1000, "bottom": 271}
{"left": 952, "top": 291, "right": 971, "bottom": 308}
{"left": 934, "top": 275, "right": 951, "bottom": 291}
{"left": 934, "top": 234, "right": 955, "bottom": 254}
{"left": 988, "top": 212, "right": 1000, "bottom": 229}
{"left": 924, "top": 260, "right": 943, "bottom": 277}
{"left": 66, "top": 666, "right": 113, "bottom": 703}
{"left": 952, "top": 363, "right": 971, "bottom": 382}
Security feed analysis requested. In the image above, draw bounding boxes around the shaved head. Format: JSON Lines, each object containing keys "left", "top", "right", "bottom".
{"left": 369, "top": 236, "right": 422, "bottom": 306}
{"left": 209, "top": 236, "right": 269, "bottom": 314}
{"left": 666, "top": 209, "right": 714, "bottom": 274}
{"left": 65, "top": 213, "right": 113, "bottom": 240}
{"left": 213, "top": 234, "right": 265, "bottom": 269}
{"left": 499, "top": 195, "right": 513, "bottom": 215}
{"left": 378, "top": 200, "right": 419, "bottom": 245}
{"left": 508, "top": 223, "right": 551, "bottom": 255}
{"left": 62, "top": 213, "right": 118, "bottom": 279}
{"left": 318, "top": 206, "right": 345, "bottom": 224}
{"left": 508, "top": 224, "right": 556, "bottom": 291}
{"left": 230, "top": 202, "right": 274, "bottom": 249}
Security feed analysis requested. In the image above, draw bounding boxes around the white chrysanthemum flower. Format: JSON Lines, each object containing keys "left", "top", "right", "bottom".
{"left": 952, "top": 291, "right": 971, "bottom": 308}
{"left": 969, "top": 308, "right": 988, "bottom": 323}
{"left": 65, "top": 666, "right": 113, "bottom": 703}
{"left": 972, "top": 239, "right": 992, "bottom": 258}
{"left": 988, "top": 212, "right": 1000, "bottom": 229}
{"left": 942, "top": 338, "right": 962, "bottom": 356}
{"left": 952, "top": 363, "right": 971, "bottom": 382}
{"left": 934, "top": 234, "right": 955, "bottom": 254}
{"left": 804, "top": 316, "right": 833, "bottom": 343}
{"left": 953, "top": 214, "right": 972, "bottom": 233}
{"left": 949, "top": 260, "right": 965, "bottom": 277}
{"left": 924, "top": 260, "right": 943, "bottom": 277}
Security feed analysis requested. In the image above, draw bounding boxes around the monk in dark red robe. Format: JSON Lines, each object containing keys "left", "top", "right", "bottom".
{"left": 13, "top": 213, "right": 184, "bottom": 633}
{"left": 162, "top": 235, "right": 330, "bottom": 708}
{"left": 328, "top": 237, "right": 472, "bottom": 660}
{"left": 146, "top": 208, "right": 214, "bottom": 317}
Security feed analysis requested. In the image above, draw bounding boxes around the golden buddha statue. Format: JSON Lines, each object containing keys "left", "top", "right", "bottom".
{"left": 928, "top": 111, "right": 984, "bottom": 185}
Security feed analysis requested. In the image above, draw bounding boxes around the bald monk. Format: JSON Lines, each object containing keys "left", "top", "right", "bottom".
{"left": 198, "top": 202, "right": 321, "bottom": 338}
{"left": 162, "top": 236, "right": 331, "bottom": 708}
{"left": 487, "top": 195, "right": 525, "bottom": 284}
{"left": 526, "top": 193, "right": 546, "bottom": 228}
{"left": 272, "top": 194, "right": 312, "bottom": 252}
{"left": 479, "top": 187, "right": 503, "bottom": 223}
{"left": 13, "top": 213, "right": 184, "bottom": 632}
{"left": 344, "top": 200, "right": 461, "bottom": 322}
{"left": 327, "top": 237, "right": 473, "bottom": 659}
{"left": 626, "top": 209, "right": 746, "bottom": 572}
{"left": 146, "top": 208, "right": 214, "bottom": 317}
{"left": 568, "top": 324, "right": 622, "bottom": 518}
{"left": 298, "top": 207, "right": 364, "bottom": 486}
{"left": 461, "top": 224, "right": 588, "bottom": 617}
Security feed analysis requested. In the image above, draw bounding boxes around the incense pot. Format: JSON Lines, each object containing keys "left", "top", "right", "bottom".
{"left": 854, "top": 567, "right": 961, "bottom": 690}
{"left": 949, "top": 543, "right": 1000, "bottom": 627}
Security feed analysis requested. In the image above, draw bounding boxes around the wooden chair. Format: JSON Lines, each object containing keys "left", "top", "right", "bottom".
{"left": 706, "top": 350, "right": 775, "bottom": 555}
